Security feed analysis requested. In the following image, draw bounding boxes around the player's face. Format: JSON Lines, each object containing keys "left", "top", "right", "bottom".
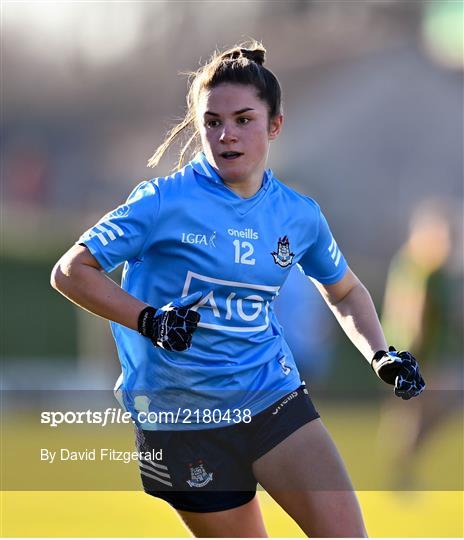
{"left": 197, "top": 83, "right": 283, "bottom": 194}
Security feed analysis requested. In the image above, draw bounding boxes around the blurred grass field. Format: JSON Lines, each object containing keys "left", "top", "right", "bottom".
{"left": 1, "top": 403, "right": 462, "bottom": 537}
{"left": 2, "top": 490, "right": 463, "bottom": 537}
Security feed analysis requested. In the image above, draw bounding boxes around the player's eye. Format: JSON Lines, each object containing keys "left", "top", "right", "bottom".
{"left": 237, "top": 117, "right": 250, "bottom": 125}
{"left": 205, "top": 119, "right": 221, "bottom": 128}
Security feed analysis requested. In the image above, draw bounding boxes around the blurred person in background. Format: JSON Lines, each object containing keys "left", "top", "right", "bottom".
{"left": 379, "top": 198, "right": 462, "bottom": 488}
{"left": 51, "top": 41, "right": 426, "bottom": 537}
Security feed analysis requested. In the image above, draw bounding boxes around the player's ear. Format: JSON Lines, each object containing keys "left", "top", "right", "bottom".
{"left": 268, "top": 113, "right": 283, "bottom": 141}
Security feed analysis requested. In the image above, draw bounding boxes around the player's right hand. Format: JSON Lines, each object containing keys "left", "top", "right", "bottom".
{"left": 137, "top": 291, "right": 202, "bottom": 352}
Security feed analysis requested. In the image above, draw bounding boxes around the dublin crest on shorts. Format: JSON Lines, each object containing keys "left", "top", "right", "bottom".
{"left": 271, "top": 236, "right": 295, "bottom": 267}
{"left": 186, "top": 460, "right": 214, "bottom": 488}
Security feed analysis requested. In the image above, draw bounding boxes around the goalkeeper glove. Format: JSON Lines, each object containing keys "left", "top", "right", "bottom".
{"left": 371, "top": 346, "right": 425, "bottom": 400}
{"left": 137, "top": 291, "right": 202, "bottom": 352}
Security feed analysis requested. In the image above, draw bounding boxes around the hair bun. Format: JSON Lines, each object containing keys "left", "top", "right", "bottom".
{"left": 240, "top": 48, "right": 265, "bottom": 65}
{"left": 222, "top": 47, "right": 266, "bottom": 65}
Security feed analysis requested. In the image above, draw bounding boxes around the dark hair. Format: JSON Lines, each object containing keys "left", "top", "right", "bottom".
{"left": 148, "top": 40, "right": 282, "bottom": 170}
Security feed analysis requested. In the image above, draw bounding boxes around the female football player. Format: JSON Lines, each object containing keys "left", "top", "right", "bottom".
{"left": 51, "top": 41, "right": 425, "bottom": 538}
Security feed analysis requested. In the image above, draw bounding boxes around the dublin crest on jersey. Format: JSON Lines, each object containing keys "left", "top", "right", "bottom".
{"left": 271, "top": 236, "right": 295, "bottom": 267}
{"left": 186, "top": 460, "right": 213, "bottom": 488}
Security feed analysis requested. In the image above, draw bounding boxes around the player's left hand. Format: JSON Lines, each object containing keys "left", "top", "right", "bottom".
{"left": 371, "top": 346, "right": 426, "bottom": 400}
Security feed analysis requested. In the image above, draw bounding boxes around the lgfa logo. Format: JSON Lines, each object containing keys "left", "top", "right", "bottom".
{"left": 182, "top": 231, "right": 216, "bottom": 247}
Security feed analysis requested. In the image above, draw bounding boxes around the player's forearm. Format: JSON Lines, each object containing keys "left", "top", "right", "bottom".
{"left": 327, "top": 282, "right": 388, "bottom": 362}
{"left": 50, "top": 261, "right": 147, "bottom": 331}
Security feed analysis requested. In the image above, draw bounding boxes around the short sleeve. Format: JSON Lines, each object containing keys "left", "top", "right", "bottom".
{"left": 78, "top": 180, "right": 159, "bottom": 272}
{"left": 298, "top": 206, "right": 348, "bottom": 284}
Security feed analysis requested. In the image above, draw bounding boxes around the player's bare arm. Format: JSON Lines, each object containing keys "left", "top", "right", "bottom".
{"left": 314, "top": 267, "right": 425, "bottom": 399}
{"left": 312, "top": 267, "right": 388, "bottom": 362}
{"left": 51, "top": 244, "right": 201, "bottom": 352}
{"left": 51, "top": 244, "right": 147, "bottom": 331}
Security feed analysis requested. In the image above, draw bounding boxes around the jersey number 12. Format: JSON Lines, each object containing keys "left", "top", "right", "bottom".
{"left": 233, "top": 240, "right": 256, "bottom": 265}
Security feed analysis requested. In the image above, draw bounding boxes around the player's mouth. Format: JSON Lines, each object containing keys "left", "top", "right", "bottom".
{"left": 220, "top": 151, "right": 243, "bottom": 160}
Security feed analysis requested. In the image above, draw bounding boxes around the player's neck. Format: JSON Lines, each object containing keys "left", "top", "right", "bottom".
{"left": 222, "top": 171, "right": 265, "bottom": 199}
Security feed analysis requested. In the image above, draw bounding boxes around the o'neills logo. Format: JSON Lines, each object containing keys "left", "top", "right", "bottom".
{"left": 227, "top": 228, "right": 259, "bottom": 240}
{"left": 272, "top": 390, "right": 298, "bottom": 415}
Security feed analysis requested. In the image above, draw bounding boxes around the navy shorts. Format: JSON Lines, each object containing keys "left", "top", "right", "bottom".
{"left": 134, "top": 384, "right": 320, "bottom": 513}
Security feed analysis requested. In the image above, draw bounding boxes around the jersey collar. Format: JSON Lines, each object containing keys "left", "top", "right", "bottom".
{"left": 190, "top": 152, "right": 272, "bottom": 191}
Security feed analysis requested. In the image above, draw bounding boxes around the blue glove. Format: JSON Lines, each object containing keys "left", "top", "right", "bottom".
{"left": 371, "top": 346, "right": 426, "bottom": 400}
{"left": 138, "top": 292, "right": 202, "bottom": 352}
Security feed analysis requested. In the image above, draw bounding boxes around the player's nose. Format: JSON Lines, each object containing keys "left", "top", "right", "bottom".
{"left": 219, "top": 123, "right": 238, "bottom": 143}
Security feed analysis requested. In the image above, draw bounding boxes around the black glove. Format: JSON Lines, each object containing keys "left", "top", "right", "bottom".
{"left": 371, "top": 346, "right": 426, "bottom": 400}
{"left": 138, "top": 292, "right": 202, "bottom": 352}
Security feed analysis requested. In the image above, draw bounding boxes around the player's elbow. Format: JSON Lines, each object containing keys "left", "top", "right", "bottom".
{"left": 50, "top": 255, "right": 73, "bottom": 293}
{"left": 51, "top": 244, "right": 100, "bottom": 293}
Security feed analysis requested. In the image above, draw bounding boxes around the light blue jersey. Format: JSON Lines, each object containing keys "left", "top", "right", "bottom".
{"left": 79, "top": 153, "right": 348, "bottom": 429}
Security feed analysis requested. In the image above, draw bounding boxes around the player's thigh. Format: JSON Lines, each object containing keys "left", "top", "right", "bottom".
{"left": 177, "top": 495, "right": 267, "bottom": 538}
{"left": 252, "top": 419, "right": 367, "bottom": 538}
